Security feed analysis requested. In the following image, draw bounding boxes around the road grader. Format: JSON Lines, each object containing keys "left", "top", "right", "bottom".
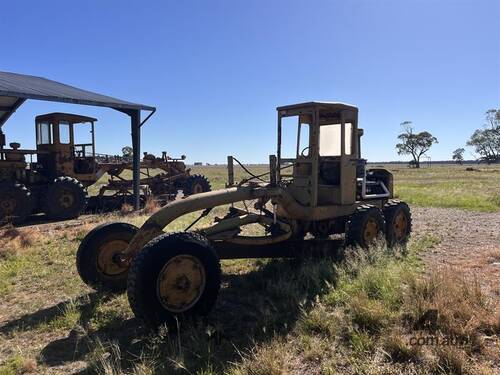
{"left": 76, "top": 102, "right": 412, "bottom": 328}
{"left": 0, "top": 112, "right": 210, "bottom": 224}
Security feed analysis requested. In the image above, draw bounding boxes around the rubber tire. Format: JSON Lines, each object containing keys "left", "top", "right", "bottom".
{"left": 345, "top": 205, "right": 385, "bottom": 249}
{"left": 383, "top": 200, "right": 412, "bottom": 247}
{"left": 127, "top": 232, "right": 221, "bottom": 329}
{"left": 45, "top": 177, "right": 87, "bottom": 220}
{"left": 76, "top": 222, "right": 138, "bottom": 292}
{"left": 183, "top": 174, "right": 211, "bottom": 196}
{"left": 0, "top": 183, "right": 33, "bottom": 224}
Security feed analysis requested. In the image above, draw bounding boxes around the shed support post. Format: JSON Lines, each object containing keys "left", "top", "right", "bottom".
{"left": 131, "top": 109, "right": 141, "bottom": 210}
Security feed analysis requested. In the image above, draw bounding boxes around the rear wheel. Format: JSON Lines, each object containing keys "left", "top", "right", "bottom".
{"left": 183, "top": 175, "right": 211, "bottom": 196}
{"left": 345, "top": 205, "right": 385, "bottom": 248}
{"left": 127, "top": 232, "right": 221, "bottom": 328}
{"left": 45, "top": 177, "right": 87, "bottom": 219}
{"left": 383, "top": 200, "right": 412, "bottom": 246}
{"left": 76, "top": 222, "right": 138, "bottom": 292}
{"left": 0, "top": 183, "right": 33, "bottom": 224}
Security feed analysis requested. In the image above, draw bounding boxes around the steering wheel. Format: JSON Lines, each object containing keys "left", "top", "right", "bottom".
{"left": 300, "top": 146, "right": 310, "bottom": 157}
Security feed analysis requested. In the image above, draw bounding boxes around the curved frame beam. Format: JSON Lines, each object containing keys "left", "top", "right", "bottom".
{"left": 121, "top": 185, "right": 284, "bottom": 258}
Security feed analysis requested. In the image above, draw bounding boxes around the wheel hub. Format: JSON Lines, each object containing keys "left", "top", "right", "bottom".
{"left": 393, "top": 211, "right": 408, "bottom": 240}
{"left": 175, "top": 275, "right": 191, "bottom": 290}
{"left": 193, "top": 183, "right": 204, "bottom": 194}
{"left": 156, "top": 254, "right": 206, "bottom": 313}
{"left": 97, "top": 239, "right": 130, "bottom": 276}
{"left": 58, "top": 189, "right": 75, "bottom": 208}
{"left": 363, "top": 218, "right": 379, "bottom": 243}
{"left": 0, "top": 196, "right": 16, "bottom": 214}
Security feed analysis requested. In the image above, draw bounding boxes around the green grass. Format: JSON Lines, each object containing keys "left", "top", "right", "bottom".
{"left": 0, "top": 354, "right": 24, "bottom": 375}
{"left": 88, "top": 163, "right": 500, "bottom": 212}
{"left": 387, "top": 164, "right": 500, "bottom": 211}
{"left": 191, "top": 163, "right": 500, "bottom": 212}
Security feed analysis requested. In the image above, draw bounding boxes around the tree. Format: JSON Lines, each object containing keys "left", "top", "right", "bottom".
{"left": 452, "top": 148, "right": 465, "bottom": 164}
{"left": 466, "top": 109, "right": 500, "bottom": 163}
{"left": 122, "top": 146, "right": 133, "bottom": 158}
{"left": 396, "top": 121, "right": 438, "bottom": 168}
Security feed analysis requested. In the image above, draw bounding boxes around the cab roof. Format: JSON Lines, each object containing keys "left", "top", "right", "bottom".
{"left": 35, "top": 112, "right": 97, "bottom": 123}
{"left": 276, "top": 101, "right": 358, "bottom": 112}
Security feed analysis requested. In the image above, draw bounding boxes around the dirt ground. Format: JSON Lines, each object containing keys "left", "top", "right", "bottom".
{"left": 412, "top": 206, "right": 500, "bottom": 299}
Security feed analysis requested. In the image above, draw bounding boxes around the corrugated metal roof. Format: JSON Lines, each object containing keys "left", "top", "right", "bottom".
{"left": 0, "top": 71, "right": 155, "bottom": 126}
{"left": 276, "top": 102, "right": 358, "bottom": 112}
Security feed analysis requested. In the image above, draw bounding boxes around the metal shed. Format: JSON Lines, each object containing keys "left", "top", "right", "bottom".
{"left": 0, "top": 71, "right": 156, "bottom": 209}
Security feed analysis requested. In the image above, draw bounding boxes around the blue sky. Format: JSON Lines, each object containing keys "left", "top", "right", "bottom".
{"left": 1, "top": 0, "right": 499, "bottom": 163}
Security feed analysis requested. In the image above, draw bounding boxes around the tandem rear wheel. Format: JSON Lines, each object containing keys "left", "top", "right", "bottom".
{"left": 383, "top": 200, "right": 412, "bottom": 246}
{"left": 0, "top": 183, "right": 33, "bottom": 224}
{"left": 346, "top": 205, "right": 385, "bottom": 249}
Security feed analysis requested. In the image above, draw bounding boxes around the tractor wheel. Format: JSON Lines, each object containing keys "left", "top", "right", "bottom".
{"left": 76, "top": 222, "right": 138, "bottom": 292}
{"left": 183, "top": 175, "right": 211, "bottom": 196}
{"left": 345, "top": 205, "right": 385, "bottom": 249}
{"left": 383, "top": 200, "right": 412, "bottom": 247}
{"left": 0, "top": 183, "right": 33, "bottom": 224}
{"left": 127, "top": 232, "right": 221, "bottom": 328}
{"left": 45, "top": 177, "right": 87, "bottom": 219}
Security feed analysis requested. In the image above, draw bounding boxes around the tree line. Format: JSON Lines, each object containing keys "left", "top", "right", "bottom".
{"left": 396, "top": 109, "right": 500, "bottom": 167}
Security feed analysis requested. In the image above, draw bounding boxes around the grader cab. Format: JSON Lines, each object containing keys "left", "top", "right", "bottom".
{"left": 76, "top": 102, "right": 412, "bottom": 328}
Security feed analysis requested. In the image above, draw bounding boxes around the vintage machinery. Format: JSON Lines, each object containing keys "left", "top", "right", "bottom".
{"left": 76, "top": 102, "right": 412, "bottom": 328}
{"left": 0, "top": 113, "right": 210, "bottom": 223}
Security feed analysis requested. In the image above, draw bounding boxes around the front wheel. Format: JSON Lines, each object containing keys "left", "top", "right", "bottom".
{"left": 45, "top": 177, "right": 87, "bottom": 219}
{"left": 127, "top": 232, "right": 221, "bottom": 328}
{"left": 76, "top": 222, "right": 138, "bottom": 292}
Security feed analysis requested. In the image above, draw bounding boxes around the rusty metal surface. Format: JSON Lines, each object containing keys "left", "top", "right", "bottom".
{"left": 122, "top": 186, "right": 283, "bottom": 257}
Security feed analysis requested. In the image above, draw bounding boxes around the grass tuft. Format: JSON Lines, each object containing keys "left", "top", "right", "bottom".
{"left": 404, "top": 268, "right": 498, "bottom": 356}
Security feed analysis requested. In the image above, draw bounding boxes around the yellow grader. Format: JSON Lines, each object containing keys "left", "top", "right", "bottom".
{"left": 76, "top": 102, "right": 412, "bottom": 328}
{"left": 0, "top": 112, "right": 210, "bottom": 223}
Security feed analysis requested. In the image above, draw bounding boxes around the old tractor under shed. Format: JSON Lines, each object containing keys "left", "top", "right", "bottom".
{"left": 0, "top": 112, "right": 210, "bottom": 224}
{"left": 76, "top": 102, "right": 412, "bottom": 328}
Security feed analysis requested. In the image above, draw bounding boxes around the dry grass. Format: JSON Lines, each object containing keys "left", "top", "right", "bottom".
{"left": 142, "top": 197, "right": 160, "bottom": 215}
{"left": 227, "top": 239, "right": 499, "bottom": 375}
{"left": 405, "top": 269, "right": 499, "bottom": 350}
{"left": 486, "top": 248, "right": 500, "bottom": 263}
{"left": 0, "top": 225, "right": 41, "bottom": 258}
{"left": 120, "top": 203, "right": 134, "bottom": 215}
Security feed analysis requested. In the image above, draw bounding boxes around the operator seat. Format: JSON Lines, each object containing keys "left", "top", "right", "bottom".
{"left": 319, "top": 157, "right": 340, "bottom": 185}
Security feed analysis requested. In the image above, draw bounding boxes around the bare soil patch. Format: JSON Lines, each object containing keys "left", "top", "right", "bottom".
{"left": 412, "top": 206, "right": 500, "bottom": 299}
